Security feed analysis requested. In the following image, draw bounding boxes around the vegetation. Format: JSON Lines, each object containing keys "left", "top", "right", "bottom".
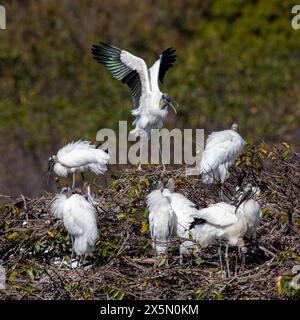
{"left": 1, "top": 1, "right": 300, "bottom": 195}
{"left": 0, "top": 144, "right": 299, "bottom": 300}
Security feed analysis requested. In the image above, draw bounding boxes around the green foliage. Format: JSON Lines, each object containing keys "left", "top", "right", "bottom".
{"left": 100, "top": 284, "right": 125, "bottom": 300}
{"left": 95, "top": 238, "right": 118, "bottom": 257}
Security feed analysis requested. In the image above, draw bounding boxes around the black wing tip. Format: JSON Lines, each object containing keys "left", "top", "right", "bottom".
{"left": 91, "top": 41, "right": 121, "bottom": 53}
{"left": 162, "top": 47, "right": 177, "bottom": 56}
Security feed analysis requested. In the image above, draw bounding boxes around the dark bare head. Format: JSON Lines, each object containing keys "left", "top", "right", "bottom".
{"left": 165, "top": 178, "right": 175, "bottom": 192}
{"left": 47, "top": 155, "right": 58, "bottom": 185}
{"left": 160, "top": 93, "right": 177, "bottom": 114}
{"left": 231, "top": 123, "right": 238, "bottom": 131}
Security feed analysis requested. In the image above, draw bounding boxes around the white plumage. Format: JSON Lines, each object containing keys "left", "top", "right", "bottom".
{"left": 236, "top": 183, "right": 262, "bottom": 240}
{"left": 163, "top": 189, "right": 200, "bottom": 239}
{"left": 162, "top": 179, "right": 203, "bottom": 239}
{"left": 185, "top": 184, "right": 262, "bottom": 275}
{"left": 200, "top": 123, "right": 245, "bottom": 184}
{"left": 199, "top": 203, "right": 247, "bottom": 247}
{"left": 48, "top": 140, "right": 109, "bottom": 187}
{"left": 146, "top": 185, "right": 175, "bottom": 258}
{"left": 91, "top": 42, "right": 177, "bottom": 139}
{"left": 51, "top": 189, "right": 98, "bottom": 258}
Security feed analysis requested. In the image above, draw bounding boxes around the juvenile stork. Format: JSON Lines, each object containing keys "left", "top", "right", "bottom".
{"left": 200, "top": 123, "right": 245, "bottom": 200}
{"left": 146, "top": 181, "right": 175, "bottom": 268}
{"left": 51, "top": 187, "right": 98, "bottom": 268}
{"left": 48, "top": 140, "right": 109, "bottom": 188}
{"left": 162, "top": 178, "right": 204, "bottom": 239}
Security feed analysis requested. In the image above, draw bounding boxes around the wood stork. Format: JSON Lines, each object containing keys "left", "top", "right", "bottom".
{"left": 48, "top": 140, "right": 109, "bottom": 188}
{"left": 235, "top": 183, "right": 262, "bottom": 241}
{"left": 187, "top": 202, "right": 248, "bottom": 277}
{"left": 51, "top": 187, "right": 98, "bottom": 268}
{"left": 162, "top": 178, "right": 204, "bottom": 239}
{"left": 200, "top": 123, "right": 245, "bottom": 200}
{"left": 186, "top": 185, "right": 261, "bottom": 275}
{"left": 91, "top": 42, "right": 177, "bottom": 169}
{"left": 146, "top": 181, "right": 175, "bottom": 267}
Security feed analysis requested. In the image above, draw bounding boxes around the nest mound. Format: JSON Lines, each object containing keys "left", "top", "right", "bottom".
{"left": 0, "top": 144, "right": 299, "bottom": 300}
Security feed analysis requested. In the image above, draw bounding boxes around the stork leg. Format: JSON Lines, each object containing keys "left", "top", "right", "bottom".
{"left": 138, "top": 134, "right": 145, "bottom": 171}
{"left": 59, "top": 257, "right": 65, "bottom": 269}
{"left": 225, "top": 244, "right": 231, "bottom": 278}
{"left": 240, "top": 249, "right": 246, "bottom": 272}
{"left": 72, "top": 173, "right": 76, "bottom": 189}
{"left": 159, "top": 133, "right": 166, "bottom": 171}
{"left": 79, "top": 255, "right": 85, "bottom": 271}
{"left": 234, "top": 247, "right": 239, "bottom": 276}
{"left": 153, "top": 240, "right": 157, "bottom": 273}
{"left": 70, "top": 235, "right": 75, "bottom": 269}
{"left": 218, "top": 243, "right": 224, "bottom": 278}
{"left": 219, "top": 184, "right": 225, "bottom": 202}
{"left": 138, "top": 146, "right": 142, "bottom": 171}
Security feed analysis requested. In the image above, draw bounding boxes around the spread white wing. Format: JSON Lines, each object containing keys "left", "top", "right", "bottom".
{"left": 91, "top": 42, "right": 151, "bottom": 109}
{"left": 149, "top": 47, "right": 176, "bottom": 92}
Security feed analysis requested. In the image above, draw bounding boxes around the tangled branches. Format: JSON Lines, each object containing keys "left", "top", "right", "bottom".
{"left": 0, "top": 144, "right": 299, "bottom": 300}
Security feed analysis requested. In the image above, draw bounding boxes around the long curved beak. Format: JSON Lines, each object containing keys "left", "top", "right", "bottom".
{"left": 235, "top": 191, "right": 250, "bottom": 213}
{"left": 46, "top": 171, "right": 51, "bottom": 186}
{"left": 169, "top": 96, "right": 178, "bottom": 114}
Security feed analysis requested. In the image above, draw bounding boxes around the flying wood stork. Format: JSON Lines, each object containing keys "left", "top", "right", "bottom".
{"left": 91, "top": 42, "right": 177, "bottom": 169}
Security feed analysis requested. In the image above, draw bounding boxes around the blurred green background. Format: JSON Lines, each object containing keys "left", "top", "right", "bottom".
{"left": 0, "top": 0, "right": 300, "bottom": 196}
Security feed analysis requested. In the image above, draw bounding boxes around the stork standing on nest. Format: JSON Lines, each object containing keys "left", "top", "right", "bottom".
{"left": 162, "top": 178, "right": 203, "bottom": 239}
{"left": 200, "top": 123, "right": 245, "bottom": 200}
{"left": 146, "top": 181, "right": 175, "bottom": 269}
{"left": 235, "top": 183, "right": 262, "bottom": 242}
{"left": 91, "top": 42, "right": 177, "bottom": 170}
{"left": 51, "top": 187, "right": 98, "bottom": 269}
{"left": 47, "top": 140, "right": 109, "bottom": 188}
{"left": 182, "top": 183, "right": 262, "bottom": 276}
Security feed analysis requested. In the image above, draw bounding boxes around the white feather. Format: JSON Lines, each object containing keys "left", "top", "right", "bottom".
{"left": 50, "top": 193, "right": 98, "bottom": 256}
{"left": 50, "top": 194, "right": 67, "bottom": 219}
{"left": 201, "top": 128, "right": 245, "bottom": 183}
{"left": 149, "top": 58, "right": 161, "bottom": 92}
{"left": 198, "top": 203, "right": 238, "bottom": 227}
{"left": 162, "top": 189, "right": 202, "bottom": 239}
{"left": 53, "top": 140, "right": 109, "bottom": 177}
{"left": 147, "top": 189, "right": 175, "bottom": 255}
{"left": 240, "top": 199, "right": 262, "bottom": 239}
{"left": 120, "top": 50, "right": 151, "bottom": 94}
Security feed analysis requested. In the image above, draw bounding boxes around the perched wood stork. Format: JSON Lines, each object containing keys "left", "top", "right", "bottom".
{"left": 162, "top": 178, "right": 205, "bottom": 240}
{"left": 48, "top": 140, "right": 109, "bottom": 188}
{"left": 91, "top": 42, "right": 177, "bottom": 169}
{"left": 235, "top": 183, "right": 262, "bottom": 241}
{"left": 146, "top": 181, "right": 175, "bottom": 267}
{"left": 187, "top": 202, "right": 248, "bottom": 277}
{"left": 200, "top": 123, "right": 245, "bottom": 200}
{"left": 51, "top": 187, "right": 98, "bottom": 268}
{"left": 186, "top": 184, "right": 261, "bottom": 275}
